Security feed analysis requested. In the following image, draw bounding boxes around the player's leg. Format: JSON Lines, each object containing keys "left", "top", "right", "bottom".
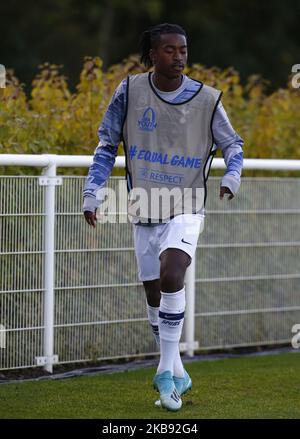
{"left": 153, "top": 214, "right": 204, "bottom": 408}
{"left": 156, "top": 248, "right": 190, "bottom": 376}
{"left": 143, "top": 279, "right": 161, "bottom": 347}
{"left": 143, "top": 277, "right": 185, "bottom": 378}
{"left": 152, "top": 248, "right": 189, "bottom": 410}
{"left": 143, "top": 279, "right": 160, "bottom": 307}
{"left": 157, "top": 213, "right": 204, "bottom": 373}
{"left": 159, "top": 248, "right": 193, "bottom": 394}
{"left": 133, "top": 224, "right": 185, "bottom": 410}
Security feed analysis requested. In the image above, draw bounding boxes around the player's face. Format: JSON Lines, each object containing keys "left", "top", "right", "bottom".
{"left": 150, "top": 33, "right": 188, "bottom": 79}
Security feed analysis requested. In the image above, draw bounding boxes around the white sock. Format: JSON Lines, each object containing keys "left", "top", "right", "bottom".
{"left": 157, "top": 287, "right": 186, "bottom": 375}
{"left": 146, "top": 303, "right": 160, "bottom": 347}
{"left": 174, "top": 346, "right": 185, "bottom": 378}
{"left": 146, "top": 303, "right": 185, "bottom": 377}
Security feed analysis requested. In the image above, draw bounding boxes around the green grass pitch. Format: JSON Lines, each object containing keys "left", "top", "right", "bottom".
{"left": 0, "top": 352, "right": 299, "bottom": 419}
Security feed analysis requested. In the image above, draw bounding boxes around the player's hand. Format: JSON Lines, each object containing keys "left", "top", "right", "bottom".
{"left": 219, "top": 186, "right": 234, "bottom": 200}
{"left": 84, "top": 210, "right": 97, "bottom": 228}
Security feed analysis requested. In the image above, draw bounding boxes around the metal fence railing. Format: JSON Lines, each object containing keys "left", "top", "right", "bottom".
{"left": 0, "top": 155, "right": 300, "bottom": 372}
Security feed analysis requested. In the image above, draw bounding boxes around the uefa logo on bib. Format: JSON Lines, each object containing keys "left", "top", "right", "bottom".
{"left": 138, "top": 107, "right": 157, "bottom": 132}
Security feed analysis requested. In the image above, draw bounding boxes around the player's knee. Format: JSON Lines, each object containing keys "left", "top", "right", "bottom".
{"left": 160, "top": 268, "right": 184, "bottom": 293}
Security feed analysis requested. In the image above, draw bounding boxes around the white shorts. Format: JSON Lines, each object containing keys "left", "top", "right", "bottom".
{"left": 133, "top": 214, "right": 205, "bottom": 281}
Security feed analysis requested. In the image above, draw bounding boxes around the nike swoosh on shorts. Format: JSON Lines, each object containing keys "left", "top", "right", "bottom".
{"left": 181, "top": 238, "right": 192, "bottom": 245}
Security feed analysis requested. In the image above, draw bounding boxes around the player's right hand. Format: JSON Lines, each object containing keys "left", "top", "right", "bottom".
{"left": 84, "top": 210, "right": 97, "bottom": 228}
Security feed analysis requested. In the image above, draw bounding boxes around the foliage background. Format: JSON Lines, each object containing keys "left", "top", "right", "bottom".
{"left": 0, "top": 56, "right": 299, "bottom": 176}
{"left": 0, "top": 0, "right": 299, "bottom": 175}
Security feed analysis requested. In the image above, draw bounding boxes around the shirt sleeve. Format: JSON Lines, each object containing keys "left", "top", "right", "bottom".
{"left": 212, "top": 101, "right": 244, "bottom": 195}
{"left": 82, "top": 79, "right": 127, "bottom": 212}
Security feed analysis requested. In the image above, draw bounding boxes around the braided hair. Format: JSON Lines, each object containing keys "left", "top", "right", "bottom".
{"left": 139, "top": 23, "right": 187, "bottom": 68}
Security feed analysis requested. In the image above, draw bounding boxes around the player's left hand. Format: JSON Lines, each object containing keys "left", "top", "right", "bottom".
{"left": 219, "top": 186, "right": 234, "bottom": 200}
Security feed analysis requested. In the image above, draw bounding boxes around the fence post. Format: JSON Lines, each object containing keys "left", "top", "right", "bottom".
{"left": 38, "top": 157, "right": 60, "bottom": 372}
{"left": 0, "top": 324, "right": 6, "bottom": 349}
{"left": 184, "top": 256, "right": 197, "bottom": 357}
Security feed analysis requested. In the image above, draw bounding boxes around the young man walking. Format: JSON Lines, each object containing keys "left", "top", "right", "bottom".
{"left": 83, "top": 23, "right": 244, "bottom": 411}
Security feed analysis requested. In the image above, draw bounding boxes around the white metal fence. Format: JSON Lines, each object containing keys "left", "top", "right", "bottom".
{"left": 0, "top": 155, "right": 300, "bottom": 372}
